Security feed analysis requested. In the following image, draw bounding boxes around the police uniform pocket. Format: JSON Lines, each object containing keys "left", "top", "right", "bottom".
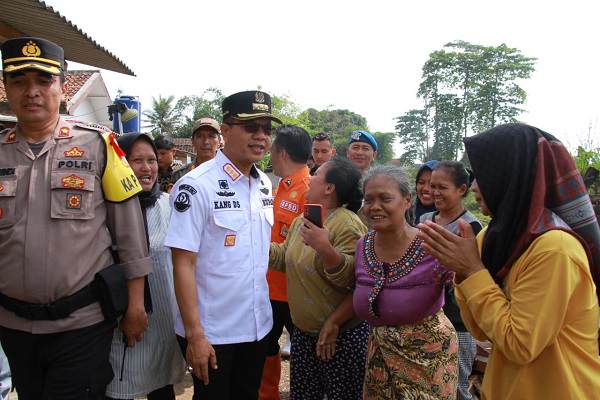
{"left": 51, "top": 171, "right": 96, "bottom": 219}
{"left": 0, "top": 176, "right": 17, "bottom": 228}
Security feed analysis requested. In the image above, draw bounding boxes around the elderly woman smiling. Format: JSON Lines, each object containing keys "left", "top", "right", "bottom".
{"left": 351, "top": 165, "right": 458, "bottom": 399}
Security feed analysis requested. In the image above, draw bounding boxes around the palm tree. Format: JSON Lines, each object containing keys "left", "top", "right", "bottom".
{"left": 142, "top": 95, "right": 181, "bottom": 137}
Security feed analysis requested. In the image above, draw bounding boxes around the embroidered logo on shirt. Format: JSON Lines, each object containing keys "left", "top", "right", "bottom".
{"left": 223, "top": 164, "right": 240, "bottom": 181}
{"left": 279, "top": 199, "right": 298, "bottom": 213}
{"left": 216, "top": 190, "right": 235, "bottom": 197}
{"left": 225, "top": 235, "right": 236, "bottom": 246}
{"left": 290, "top": 191, "right": 298, "bottom": 199}
{"left": 59, "top": 127, "right": 70, "bottom": 137}
{"left": 218, "top": 180, "right": 229, "bottom": 189}
{"left": 64, "top": 147, "right": 85, "bottom": 157}
{"left": 174, "top": 192, "right": 191, "bottom": 212}
{"left": 279, "top": 224, "right": 289, "bottom": 238}
{"left": 260, "top": 187, "right": 269, "bottom": 195}
{"left": 62, "top": 174, "right": 85, "bottom": 189}
{"left": 179, "top": 184, "right": 197, "bottom": 195}
{"left": 66, "top": 193, "right": 82, "bottom": 209}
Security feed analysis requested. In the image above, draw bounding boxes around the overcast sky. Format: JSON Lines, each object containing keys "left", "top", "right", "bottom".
{"left": 44, "top": 0, "right": 600, "bottom": 153}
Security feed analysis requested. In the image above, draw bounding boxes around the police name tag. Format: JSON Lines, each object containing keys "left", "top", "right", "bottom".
{"left": 212, "top": 197, "right": 242, "bottom": 211}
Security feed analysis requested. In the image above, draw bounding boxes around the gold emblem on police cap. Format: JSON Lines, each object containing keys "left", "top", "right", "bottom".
{"left": 255, "top": 92, "right": 265, "bottom": 103}
{"left": 22, "top": 41, "right": 42, "bottom": 57}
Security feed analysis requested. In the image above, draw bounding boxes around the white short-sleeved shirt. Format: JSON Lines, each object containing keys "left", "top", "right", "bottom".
{"left": 165, "top": 151, "right": 274, "bottom": 344}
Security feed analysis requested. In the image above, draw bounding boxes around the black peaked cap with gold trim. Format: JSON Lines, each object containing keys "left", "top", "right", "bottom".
{"left": 1, "top": 37, "right": 65, "bottom": 76}
{"left": 222, "top": 91, "right": 282, "bottom": 124}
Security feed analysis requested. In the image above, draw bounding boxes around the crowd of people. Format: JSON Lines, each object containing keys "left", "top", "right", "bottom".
{"left": 1, "top": 36, "right": 600, "bottom": 400}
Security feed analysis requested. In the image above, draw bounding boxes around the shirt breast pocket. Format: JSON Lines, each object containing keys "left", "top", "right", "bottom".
{"left": 212, "top": 210, "right": 251, "bottom": 272}
{"left": 50, "top": 172, "right": 96, "bottom": 220}
{"left": 0, "top": 177, "right": 17, "bottom": 228}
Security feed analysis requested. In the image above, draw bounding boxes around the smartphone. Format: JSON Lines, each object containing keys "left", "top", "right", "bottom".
{"left": 304, "top": 204, "right": 324, "bottom": 228}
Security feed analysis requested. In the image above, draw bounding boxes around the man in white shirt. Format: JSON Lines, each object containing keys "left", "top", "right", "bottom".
{"left": 165, "top": 90, "right": 281, "bottom": 399}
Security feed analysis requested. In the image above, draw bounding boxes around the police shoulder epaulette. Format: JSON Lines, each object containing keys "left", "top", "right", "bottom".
{"left": 0, "top": 126, "right": 13, "bottom": 136}
{"left": 70, "top": 121, "right": 113, "bottom": 134}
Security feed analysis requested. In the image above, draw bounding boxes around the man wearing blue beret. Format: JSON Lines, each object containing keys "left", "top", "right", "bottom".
{"left": 347, "top": 130, "right": 378, "bottom": 174}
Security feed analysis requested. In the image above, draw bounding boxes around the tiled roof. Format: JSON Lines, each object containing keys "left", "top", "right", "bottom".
{"left": 174, "top": 138, "right": 195, "bottom": 155}
{"left": 0, "top": 70, "right": 95, "bottom": 112}
{"left": 66, "top": 70, "right": 95, "bottom": 100}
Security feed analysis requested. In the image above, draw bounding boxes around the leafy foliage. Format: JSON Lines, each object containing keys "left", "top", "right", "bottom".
{"left": 572, "top": 146, "right": 600, "bottom": 175}
{"left": 463, "top": 191, "right": 491, "bottom": 227}
{"left": 141, "top": 95, "right": 181, "bottom": 137}
{"left": 256, "top": 152, "right": 271, "bottom": 172}
{"left": 395, "top": 109, "right": 430, "bottom": 164}
{"left": 174, "top": 88, "right": 225, "bottom": 138}
{"left": 397, "top": 41, "right": 537, "bottom": 162}
{"left": 271, "top": 93, "right": 303, "bottom": 125}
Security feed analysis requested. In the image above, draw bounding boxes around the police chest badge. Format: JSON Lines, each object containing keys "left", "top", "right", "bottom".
{"left": 224, "top": 235, "right": 236, "bottom": 246}
{"left": 66, "top": 193, "right": 82, "bottom": 209}
{"left": 62, "top": 174, "right": 85, "bottom": 189}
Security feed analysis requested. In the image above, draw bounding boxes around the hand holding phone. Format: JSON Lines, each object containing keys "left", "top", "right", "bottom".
{"left": 304, "top": 204, "right": 324, "bottom": 228}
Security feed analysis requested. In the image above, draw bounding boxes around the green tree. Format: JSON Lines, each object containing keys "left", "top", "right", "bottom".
{"left": 395, "top": 109, "right": 430, "bottom": 164}
{"left": 142, "top": 95, "right": 181, "bottom": 137}
{"left": 397, "top": 41, "right": 536, "bottom": 162}
{"left": 174, "top": 87, "right": 225, "bottom": 138}
{"left": 271, "top": 92, "right": 302, "bottom": 125}
{"left": 297, "top": 108, "right": 368, "bottom": 137}
{"left": 469, "top": 43, "right": 536, "bottom": 132}
{"left": 371, "top": 132, "right": 395, "bottom": 165}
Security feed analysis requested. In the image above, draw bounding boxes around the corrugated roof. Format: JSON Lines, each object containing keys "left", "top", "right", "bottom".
{"left": 0, "top": 0, "right": 135, "bottom": 76}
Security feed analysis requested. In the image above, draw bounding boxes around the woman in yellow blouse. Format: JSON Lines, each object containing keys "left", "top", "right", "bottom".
{"left": 418, "top": 123, "right": 600, "bottom": 399}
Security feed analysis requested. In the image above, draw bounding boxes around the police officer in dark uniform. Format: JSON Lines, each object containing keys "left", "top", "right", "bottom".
{"left": 0, "top": 37, "right": 152, "bottom": 400}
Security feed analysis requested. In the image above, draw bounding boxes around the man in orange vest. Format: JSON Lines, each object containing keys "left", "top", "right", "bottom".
{"left": 259, "top": 125, "right": 312, "bottom": 400}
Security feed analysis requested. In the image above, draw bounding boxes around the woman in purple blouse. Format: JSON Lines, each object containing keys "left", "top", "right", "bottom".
{"left": 354, "top": 165, "right": 458, "bottom": 399}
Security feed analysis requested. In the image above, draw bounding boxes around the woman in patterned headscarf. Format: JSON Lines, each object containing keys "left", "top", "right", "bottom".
{"left": 418, "top": 123, "right": 600, "bottom": 399}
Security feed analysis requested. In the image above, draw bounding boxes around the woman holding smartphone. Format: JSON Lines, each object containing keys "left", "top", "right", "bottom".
{"left": 269, "top": 157, "right": 368, "bottom": 400}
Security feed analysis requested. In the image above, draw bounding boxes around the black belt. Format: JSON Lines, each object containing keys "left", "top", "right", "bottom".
{"left": 0, "top": 284, "right": 98, "bottom": 321}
